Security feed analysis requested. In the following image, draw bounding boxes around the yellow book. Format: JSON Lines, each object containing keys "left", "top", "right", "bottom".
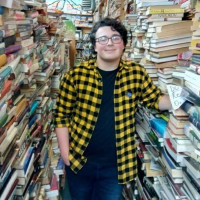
{"left": 147, "top": 5, "right": 184, "bottom": 15}
{"left": 191, "top": 39, "right": 200, "bottom": 47}
{"left": 147, "top": 8, "right": 185, "bottom": 14}
{"left": 0, "top": 54, "right": 7, "bottom": 68}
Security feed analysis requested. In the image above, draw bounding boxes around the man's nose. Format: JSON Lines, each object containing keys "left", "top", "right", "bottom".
{"left": 107, "top": 38, "right": 113, "bottom": 45}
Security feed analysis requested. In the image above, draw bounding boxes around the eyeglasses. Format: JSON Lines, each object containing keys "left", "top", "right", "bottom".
{"left": 95, "top": 35, "right": 122, "bottom": 45}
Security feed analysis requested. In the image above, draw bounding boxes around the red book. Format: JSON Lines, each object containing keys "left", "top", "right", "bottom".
{"left": 0, "top": 80, "right": 12, "bottom": 100}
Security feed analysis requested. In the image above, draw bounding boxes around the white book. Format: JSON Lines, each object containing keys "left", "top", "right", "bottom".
{"left": 150, "top": 33, "right": 191, "bottom": 43}
{"left": 0, "top": 126, "right": 17, "bottom": 155}
{"left": 185, "top": 70, "right": 200, "bottom": 85}
{"left": 163, "top": 139, "right": 187, "bottom": 164}
{"left": 0, "top": 170, "right": 18, "bottom": 200}
{"left": 0, "top": 42, "right": 5, "bottom": 48}
{"left": 185, "top": 81, "right": 200, "bottom": 96}
{"left": 136, "top": 124, "right": 148, "bottom": 142}
{"left": 150, "top": 43, "right": 190, "bottom": 52}
{"left": 151, "top": 55, "right": 177, "bottom": 63}
{"left": 136, "top": 0, "right": 169, "bottom": 2}
{"left": 182, "top": 183, "right": 196, "bottom": 200}
{"left": 182, "top": 171, "right": 200, "bottom": 199}
{"left": 161, "top": 147, "right": 183, "bottom": 178}
{"left": 157, "top": 176, "right": 177, "bottom": 200}
{"left": 17, "top": 153, "right": 35, "bottom": 178}
{"left": 149, "top": 21, "right": 181, "bottom": 28}
{"left": 0, "top": 102, "right": 7, "bottom": 119}
{"left": 137, "top": 1, "right": 175, "bottom": 8}
{"left": 165, "top": 130, "right": 194, "bottom": 153}
{"left": 150, "top": 37, "right": 191, "bottom": 48}
{"left": 183, "top": 157, "right": 200, "bottom": 179}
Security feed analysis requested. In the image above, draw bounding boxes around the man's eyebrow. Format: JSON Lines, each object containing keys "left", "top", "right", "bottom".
{"left": 97, "top": 34, "right": 121, "bottom": 38}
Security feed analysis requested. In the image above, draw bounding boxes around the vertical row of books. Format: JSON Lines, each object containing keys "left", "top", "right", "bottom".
{"left": 0, "top": 0, "right": 69, "bottom": 199}
{"left": 121, "top": 0, "right": 200, "bottom": 200}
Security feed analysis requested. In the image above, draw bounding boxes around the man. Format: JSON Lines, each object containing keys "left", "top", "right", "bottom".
{"left": 54, "top": 18, "right": 172, "bottom": 200}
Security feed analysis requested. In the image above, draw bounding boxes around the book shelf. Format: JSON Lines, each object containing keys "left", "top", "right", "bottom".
{"left": 0, "top": 0, "right": 70, "bottom": 199}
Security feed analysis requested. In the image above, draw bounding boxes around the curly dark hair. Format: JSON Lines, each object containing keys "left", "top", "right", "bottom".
{"left": 90, "top": 18, "right": 127, "bottom": 54}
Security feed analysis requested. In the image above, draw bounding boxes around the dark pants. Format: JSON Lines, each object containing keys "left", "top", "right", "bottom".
{"left": 65, "top": 160, "right": 123, "bottom": 200}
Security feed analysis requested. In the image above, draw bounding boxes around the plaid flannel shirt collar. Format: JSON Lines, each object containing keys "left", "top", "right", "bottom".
{"left": 83, "top": 58, "right": 129, "bottom": 71}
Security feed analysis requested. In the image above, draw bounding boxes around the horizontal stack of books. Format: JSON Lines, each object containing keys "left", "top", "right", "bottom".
{"left": 132, "top": 1, "right": 200, "bottom": 200}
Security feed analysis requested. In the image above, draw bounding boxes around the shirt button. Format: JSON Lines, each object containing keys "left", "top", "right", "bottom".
{"left": 98, "top": 79, "right": 102, "bottom": 82}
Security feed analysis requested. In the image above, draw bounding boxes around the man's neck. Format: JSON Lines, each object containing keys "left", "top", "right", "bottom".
{"left": 96, "top": 59, "right": 120, "bottom": 71}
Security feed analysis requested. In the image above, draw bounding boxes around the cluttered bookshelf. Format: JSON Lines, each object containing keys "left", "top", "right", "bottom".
{"left": 117, "top": 0, "right": 200, "bottom": 199}
{"left": 0, "top": 0, "right": 71, "bottom": 199}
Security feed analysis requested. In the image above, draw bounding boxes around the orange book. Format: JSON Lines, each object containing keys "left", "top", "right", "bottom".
{"left": 0, "top": 54, "right": 7, "bottom": 68}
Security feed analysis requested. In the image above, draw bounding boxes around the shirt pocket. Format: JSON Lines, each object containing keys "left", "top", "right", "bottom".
{"left": 123, "top": 89, "right": 136, "bottom": 105}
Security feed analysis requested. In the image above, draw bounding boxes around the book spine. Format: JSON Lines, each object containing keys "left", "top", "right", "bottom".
{"left": 147, "top": 8, "right": 184, "bottom": 14}
{"left": 189, "top": 64, "right": 200, "bottom": 75}
{"left": 189, "top": 115, "right": 200, "bottom": 131}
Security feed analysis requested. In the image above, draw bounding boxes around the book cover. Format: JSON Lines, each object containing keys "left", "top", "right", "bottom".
{"left": 149, "top": 118, "right": 168, "bottom": 137}
{"left": 161, "top": 148, "right": 183, "bottom": 178}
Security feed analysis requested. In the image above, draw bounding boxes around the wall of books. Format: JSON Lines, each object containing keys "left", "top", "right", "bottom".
{"left": 0, "top": 0, "right": 70, "bottom": 199}
{"left": 119, "top": 0, "right": 200, "bottom": 199}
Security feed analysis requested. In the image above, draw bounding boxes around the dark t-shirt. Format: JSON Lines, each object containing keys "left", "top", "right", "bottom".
{"left": 84, "top": 67, "right": 119, "bottom": 166}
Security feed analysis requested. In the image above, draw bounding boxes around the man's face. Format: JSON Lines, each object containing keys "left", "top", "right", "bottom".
{"left": 94, "top": 26, "right": 125, "bottom": 62}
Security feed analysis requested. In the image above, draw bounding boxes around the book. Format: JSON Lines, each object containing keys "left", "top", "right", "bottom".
{"left": 165, "top": 130, "right": 194, "bottom": 153}
{"left": 164, "top": 139, "right": 187, "bottom": 163}
{"left": 155, "top": 60, "right": 178, "bottom": 68}
{"left": 150, "top": 36, "right": 191, "bottom": 48}
{"left": 145, "top": 162, "right": 164, "bottom": 177}
{"left": 151, "top": 55, "right": 177, "bottom": 63}
{"left": 189, "top": 63, "right": 200, "bottom": 75}
{"left": 169, "top": 114, "right": 189, "bottom": 128}
{"left": 161, "top": 148, "right": 183, "bottom": 178}
{"left": 150, "top": 42, "right": 190, "bottom": 52}
{"left": 149, "top": 118, "right": 167, "bottom": 137}
{"left": 150, "top": 47, "right": 188, "bottom": 58}
{"left": 146, "top": 5, "right": 184, "bottom": 15}
{"left": 168, "top": 120, "right": 184, "bottom": 135}
{"left": 182, "top": 170, "right": 200, "bottom": 200}
{"left": 184, "top": 70, "right": 200, "bottom": 87}
{"left": 137, "top": 1, "right": 175, "bottom": 8}
{"left": 0, "top": 169, "right": 18, "bottom": 200}
{"left": 0, "top": 54, "right": 7, "bottom": 68}
{"left": 188, "top": 115, "right": 200, "bottom": 131}
{"left": 156, "top": 21, "right": 192, "bottom": 32}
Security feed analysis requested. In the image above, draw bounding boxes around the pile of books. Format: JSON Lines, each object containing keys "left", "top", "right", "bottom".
{"left": 0, "top": 0, "right": 69, "bottom": 199}
{"left": 131, "top": 1, "right": 200, "bottom": 200}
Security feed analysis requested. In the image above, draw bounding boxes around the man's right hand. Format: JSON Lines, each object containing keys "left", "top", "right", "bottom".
{"left": 55, "top": 127, "right": 70, "bottom": 166}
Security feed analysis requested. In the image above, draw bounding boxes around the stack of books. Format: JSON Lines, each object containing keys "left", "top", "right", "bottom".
{"left": 0, "top": 0, "right": 69, "bottom": 199}
{"left": 186, "top": 1, "right": 200, "bottom": 96}
{"left": 122, "top": 1, "right": 200, "bottom": 200}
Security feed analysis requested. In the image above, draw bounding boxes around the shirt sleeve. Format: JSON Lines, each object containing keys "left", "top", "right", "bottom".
{"left": 53, "top": 71, "right": 76, "bottom": 128}
{"left": 141, "top": 67, "right": 163, "bottom": 110}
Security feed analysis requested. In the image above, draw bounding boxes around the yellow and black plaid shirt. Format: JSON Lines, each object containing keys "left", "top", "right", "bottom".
{"left": 54, "top": 59, "right": 162, "bottom": 184}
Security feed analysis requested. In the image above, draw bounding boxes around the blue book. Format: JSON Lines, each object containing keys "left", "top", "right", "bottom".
{"left": 23, "top": 147, "right": 34, "bottom": 173}
{"left": 30, "top": 100, "right": 39, "bottom": 116}
{"left": 150, "top": 118, "right": 167, "bottom": 137}
{"left": 0, "top": 6, "right": 4, "bottom": 15}
{"left": 56, "top": 158, "right": 64, "bottom": 170}
{"left": 28, "top": 114, "right": 38, "bottom": 129}
{"left": 0, "top": 67, "right": 12, "bottom": 80}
